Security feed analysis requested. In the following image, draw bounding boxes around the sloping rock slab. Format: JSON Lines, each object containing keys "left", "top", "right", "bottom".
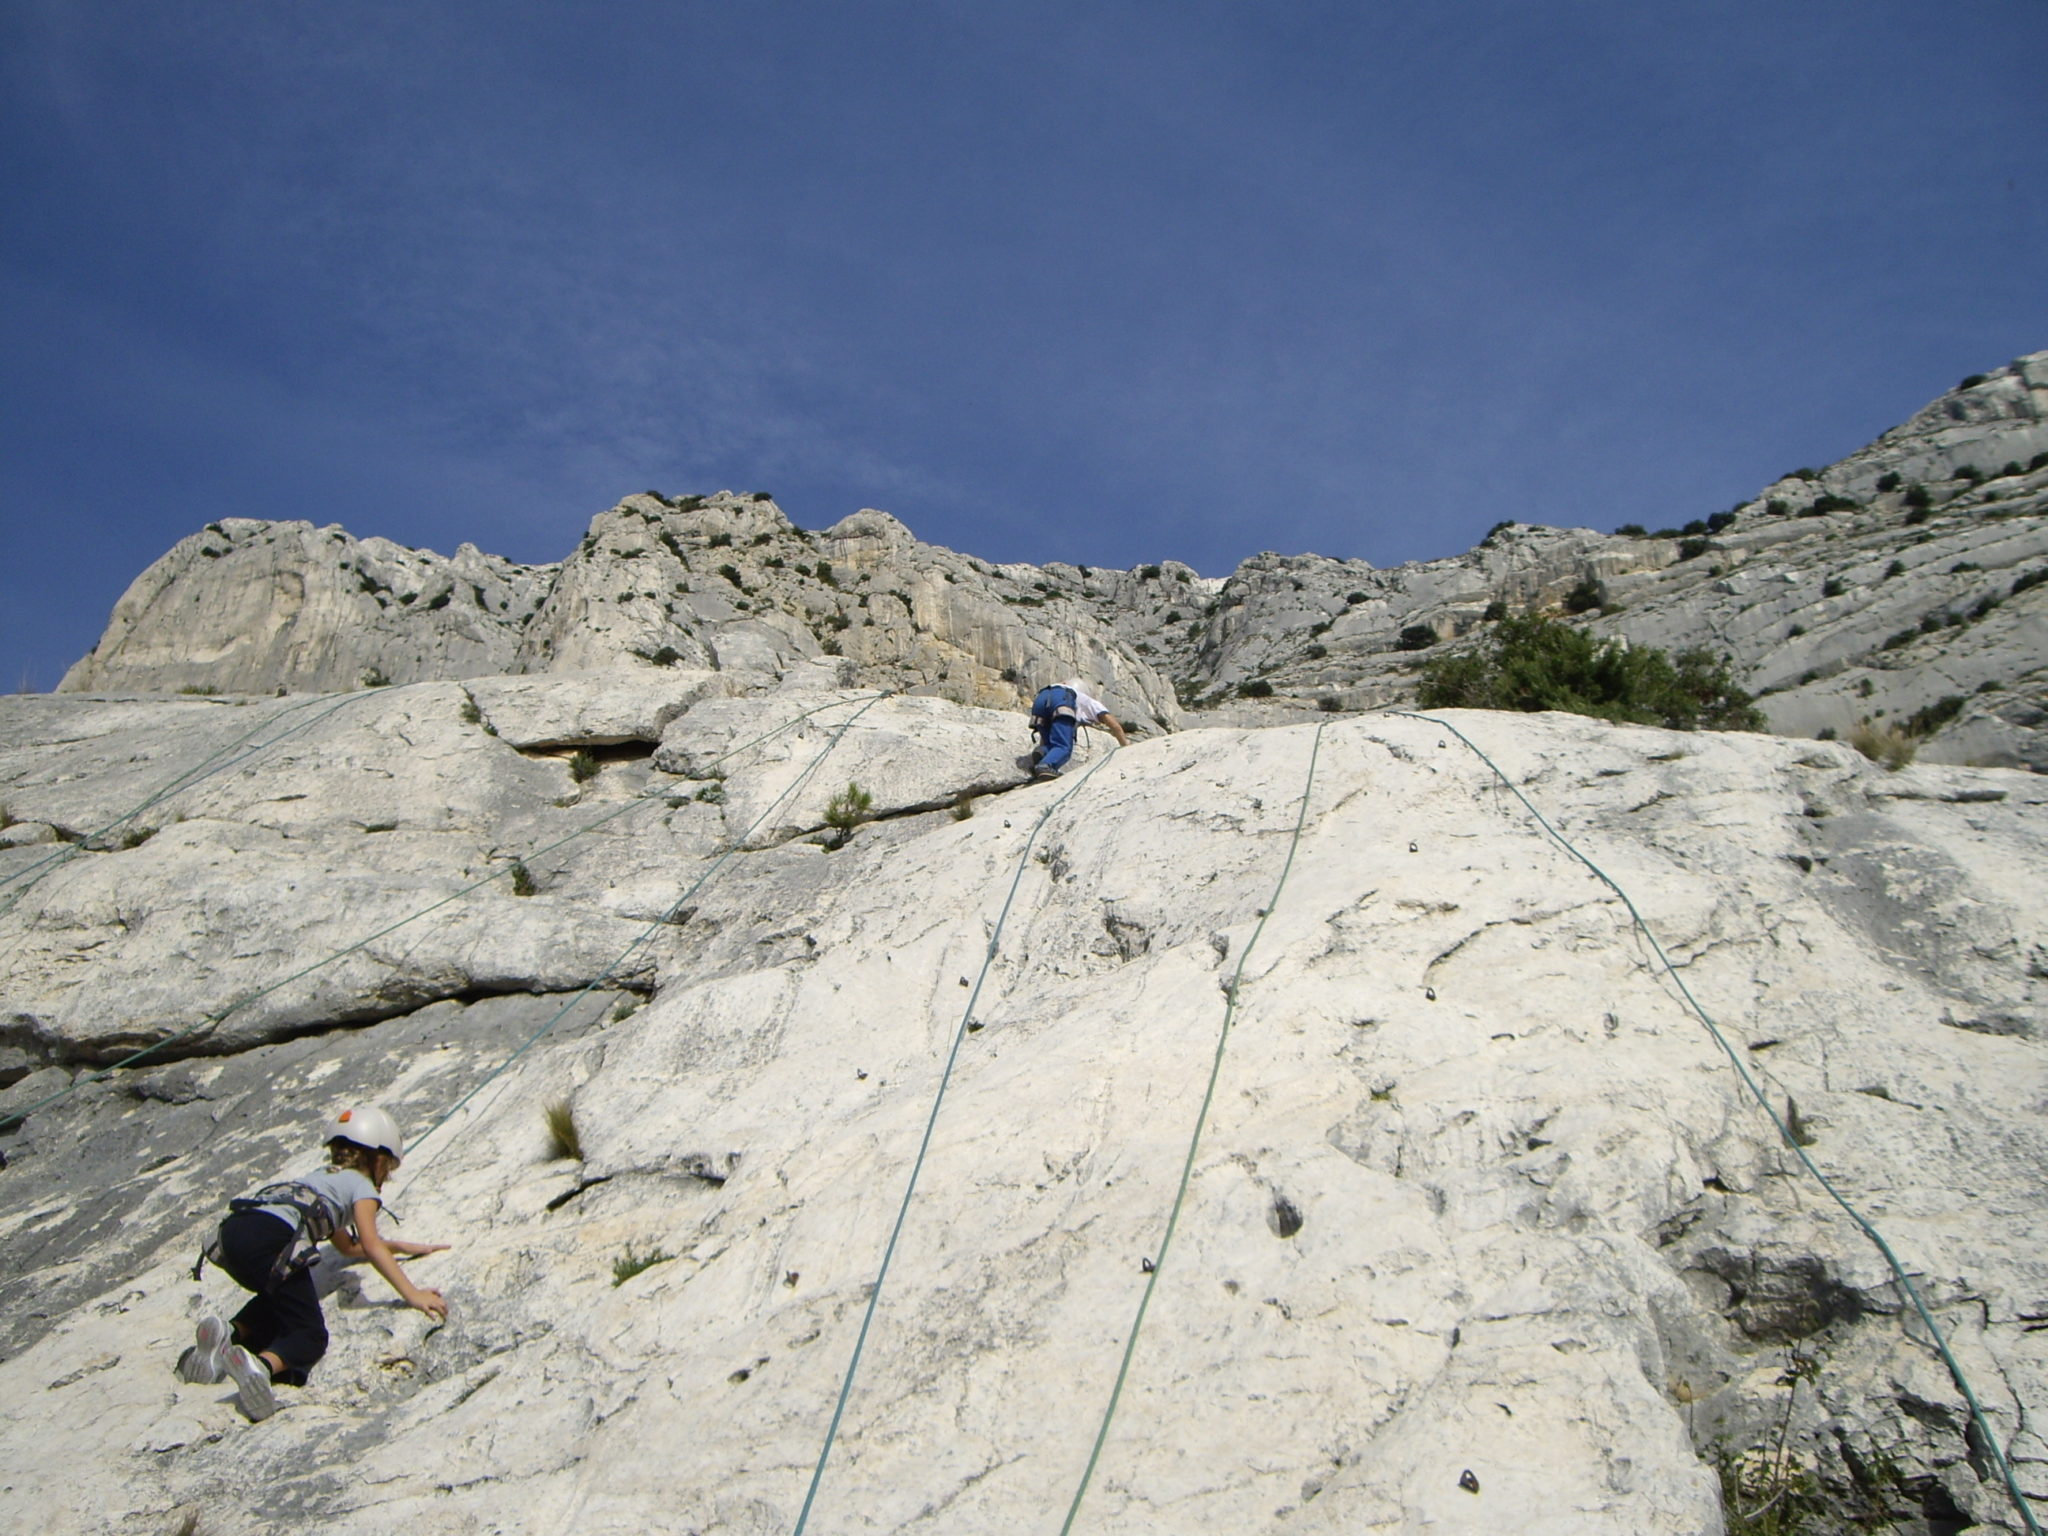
{"left": 655, "top": 690, "right": 1034, "bottom": 846}
{"left": 4, "top": 818, "right": 659, "bottom": 1060}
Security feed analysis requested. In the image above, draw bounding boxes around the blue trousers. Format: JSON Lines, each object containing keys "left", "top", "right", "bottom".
{"left": 1035, "top": 716, "right": 1078, "bottom": 770}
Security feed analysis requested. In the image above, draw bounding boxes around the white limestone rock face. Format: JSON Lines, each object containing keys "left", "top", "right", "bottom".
{"left": 1, "top": 684, "right": 2043, "bottom": 1535}
{"left": 1590, "top": 468, "right": 2048, "bottom": 769}
{"left": 653, "top": 690, "right": 1035, "bottom": 847}
{"left": 1824, "top": 353, "right": 2048, "bottom": 499}
{"left": 57, "top": 519, "right": 550, "bottom": 695}
{"left": 463, "top": 667, "right": 729, "bottom": 749}
{"left": 50, "top": 355, "right": 2048, "bottom": 769}
{"left": 0, "top": 685, "right": 679, "bottom": 1061}
{"left": 59, "top": 492, "right": 1186, "bottom": 733}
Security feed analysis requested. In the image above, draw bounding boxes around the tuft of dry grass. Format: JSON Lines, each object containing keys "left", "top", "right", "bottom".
{"left": 1847, "top": 720, "right": 1916, "bottom": 771}
{"left": 543, "top": 1099, "right": 582, "bottom": 1161}
{"left": 612, "top": 1243, "right": 672, "bottom": 1286}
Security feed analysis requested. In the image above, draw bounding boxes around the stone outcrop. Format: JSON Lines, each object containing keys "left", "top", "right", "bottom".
{"left": 57, "top": 520, "right": 550, "bottom": 696}
{"left": 1590, "top": 483, "right": 2048, "bottom": 771}
{"left": 1161, "top": 353, "right": 2048, "bottom": 761}
{"left": 59, "top": 495, "right": 1186, "bottom": 733}
{"left": 1823, "top": 353, "right": 2048, "bottom": 500}
{"left": 2, "top": 681, "right": 2044, "bottom": 1533}
{"left": 56, "top": 354, "right": 2048, "bottom": 776}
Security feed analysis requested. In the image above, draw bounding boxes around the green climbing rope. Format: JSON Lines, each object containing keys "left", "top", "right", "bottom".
{"left": 393, "top": 689, "right": 894, "bottom": 1190}
{"left": 1055, "top": 718, "right": 1327, "bottom": 1534}
{"left": 1391, "top": 708, "right": 2042, "bottom": 1536}
{"left": 0, "top": 691, "right": 891, "bottom": 1138}
{"left": 790, "top": 743, "right": 1121, "bottom": 1536}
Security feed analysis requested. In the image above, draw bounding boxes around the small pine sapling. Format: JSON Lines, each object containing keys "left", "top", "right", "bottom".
{"left": 823, "top": 782, "right": 875, "bottom": 846}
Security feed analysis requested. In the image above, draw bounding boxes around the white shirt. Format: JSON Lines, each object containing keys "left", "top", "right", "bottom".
{"left": 253, "top": 1166, "right": 379, "bottom": 1238}
{"left": 1060, "top": 683, "right": 1112, "bottom": 724}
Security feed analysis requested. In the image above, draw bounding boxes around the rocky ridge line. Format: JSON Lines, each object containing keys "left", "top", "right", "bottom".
{"left": 58, "top": 354, "right": 2048, "bottom": 770}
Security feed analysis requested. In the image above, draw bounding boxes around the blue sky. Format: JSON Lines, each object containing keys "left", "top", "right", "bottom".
{"left": 3, "top": 1, "right": 2043, "bottom": 691}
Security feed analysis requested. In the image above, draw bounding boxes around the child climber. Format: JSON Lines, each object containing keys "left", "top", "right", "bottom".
{"left": 179, "top": 1104, "right": 448, "bottom": 1420}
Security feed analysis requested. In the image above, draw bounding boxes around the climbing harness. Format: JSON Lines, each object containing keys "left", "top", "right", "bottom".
{"left": 192, "top": 1180, "right": 356, "bottom": 1287}
{"left": 1057, "top": 719, "right": 1327, "bottom": 1533}
{"left": 0, "top": 690, "right": 892, "bottom": 1139}
{"left": 789, "top": 742, "right": 1120, "bottom": 1535}
{"left": 1389, "top": 709, "right": 2042, "bottom": 1536}
{"left": 392, "top": 689, "right": 895, "bottom": 1194}
{"left": 1029, "top": 684, "right": 1078, "bottom": 729}
{"left": 195, "top": 1105, "right": 410, "bottom": 1282}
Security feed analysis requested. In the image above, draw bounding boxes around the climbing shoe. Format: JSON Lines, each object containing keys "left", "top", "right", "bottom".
{"left": 224, "top": 1345, "right": 277, "bottom": 1421}
{"left": 176, "top": 1315, "right": 230, "bottom": 1385}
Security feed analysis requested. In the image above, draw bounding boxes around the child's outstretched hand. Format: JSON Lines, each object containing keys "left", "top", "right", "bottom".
{"left": 407, "top": 1286, "right": 448, "bottom": 1322}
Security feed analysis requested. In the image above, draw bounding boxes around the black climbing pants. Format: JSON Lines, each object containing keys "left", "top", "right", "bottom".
{"left": 216, "top": 1209, "right": 328, "bottom": 1385}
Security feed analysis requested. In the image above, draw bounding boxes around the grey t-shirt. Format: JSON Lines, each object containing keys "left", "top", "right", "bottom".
{"left": 254, "top": 1166, "right": 378, "bottom": 1239}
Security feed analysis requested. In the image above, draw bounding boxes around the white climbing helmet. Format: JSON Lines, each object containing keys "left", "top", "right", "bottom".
{"left": 328, "top": 1104, "right": 404, "bottom": 1163}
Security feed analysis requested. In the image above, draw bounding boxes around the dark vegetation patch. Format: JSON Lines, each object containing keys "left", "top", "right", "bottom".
{"left": 1419, "top": 616, "right": 1763, "bottom": 732}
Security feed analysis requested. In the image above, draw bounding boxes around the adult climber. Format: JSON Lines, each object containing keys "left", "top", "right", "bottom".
{"left": 1027, "top": 678, "right": 1129, "bottom": 777}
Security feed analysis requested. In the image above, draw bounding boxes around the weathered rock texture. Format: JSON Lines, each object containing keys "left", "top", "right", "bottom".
{"left": 2, "top": 683, "right": 2044, "bottom": 1534}
{"left": 59, "top": 498, "right": 1185, "bottom": 733}
{"left": 1156, "top": 352, "right": 2048, "bottom": 760}
{"left": 57, "top": 521, "right": 550, "bottom": 696}
{"left": 55, "top": 353, "right": 2048, "bottom": 775}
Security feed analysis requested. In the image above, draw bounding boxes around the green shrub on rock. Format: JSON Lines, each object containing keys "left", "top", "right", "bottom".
{"left": 1904, "top": 694, "right": 1965, "bottom": 737}
{"left": 823, "top": 782, "right": 875, "bottom": 847}
{"left": 1562, "top": 578, "right": 1606, "bottom": 614}
{"left": 613, "top": 1244, "right": 673, "bottom": 1286}
{"left": 1418, "top": 616, "right": 1763, "bottom": 732}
